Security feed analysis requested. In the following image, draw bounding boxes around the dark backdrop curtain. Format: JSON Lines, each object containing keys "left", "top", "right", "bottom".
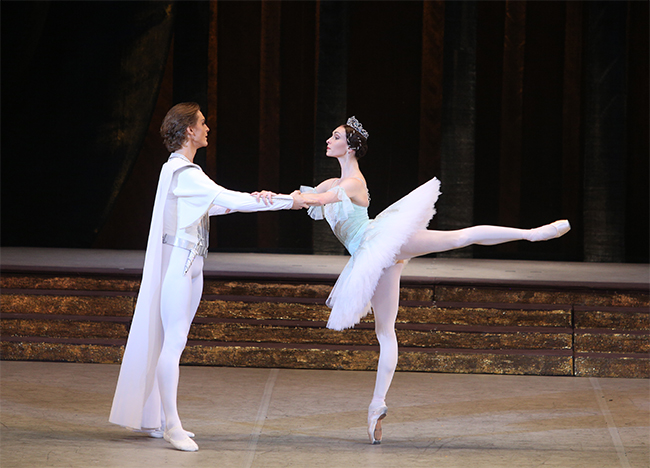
{"left": 1, "top": 1, "right": 174, "bottom": 247}
{"left": 2, "top": 1, "right": 647, "bottom": 263}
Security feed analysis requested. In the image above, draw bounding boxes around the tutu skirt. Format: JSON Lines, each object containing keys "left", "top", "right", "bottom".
{"left": 326, "top": 177, "right": 441, "bottom": 330}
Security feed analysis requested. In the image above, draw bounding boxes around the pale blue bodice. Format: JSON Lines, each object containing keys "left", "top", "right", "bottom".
{"left": 310, "top": 176, "right": 442, "bottom": 331}
{"left": 331, "top": 201, "right": 370, "bottom": 254}
{"left": 301, "top": 185, "right": 370, "bottom": 255}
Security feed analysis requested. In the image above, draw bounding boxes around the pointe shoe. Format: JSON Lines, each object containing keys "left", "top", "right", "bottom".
{"left": 164, "top": 428, "right": 199, "bottom": 452}
{"left": 368, "top": 405, "right": 388, "bottom": 445}
{"left": 147, "top": 428, "right": 195, "bottom": 439}
{"left": 528, "top": 220, "right": 571, "bottom": 242}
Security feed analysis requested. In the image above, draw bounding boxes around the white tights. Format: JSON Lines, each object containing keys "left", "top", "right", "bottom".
{"left": 156, "top": 244, "right": 204, "bottom": 435}
{"left": 369, "top": 224, "right": 549, "bottom": 408}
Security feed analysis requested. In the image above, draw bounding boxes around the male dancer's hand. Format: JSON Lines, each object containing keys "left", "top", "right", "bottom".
{"left": 253, "top": 190, "right": 306, "bottom": 210}
{"left": 290, "top": 191, "right": 308, "bottom": 210}
{"left": 252, "top": 190, "right": 276, "bottom": 206}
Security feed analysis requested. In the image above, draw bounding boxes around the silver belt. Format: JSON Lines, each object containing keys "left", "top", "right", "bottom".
{"left": 162, "top": 233, "right": 209, "bottom": 258}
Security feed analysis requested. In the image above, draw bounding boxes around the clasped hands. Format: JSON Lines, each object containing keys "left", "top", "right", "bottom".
{"left": 252, "top": 190, "right": 308, "bottom": 210}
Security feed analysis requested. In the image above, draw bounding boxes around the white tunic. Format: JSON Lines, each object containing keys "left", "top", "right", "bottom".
{"left": 109, "top": 154, "right": 292, "bottom": 430}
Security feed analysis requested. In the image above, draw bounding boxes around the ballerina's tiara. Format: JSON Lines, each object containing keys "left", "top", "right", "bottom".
{"left": 346, "top": 116, "right": 369, "bottom": 139}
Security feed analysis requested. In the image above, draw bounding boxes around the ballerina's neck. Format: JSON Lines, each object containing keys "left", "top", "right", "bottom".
{"left": 338, "top": 152, "right": 360, "bottom": 172}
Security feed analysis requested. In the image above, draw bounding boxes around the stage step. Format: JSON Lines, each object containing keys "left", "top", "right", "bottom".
{"left": 1, "top": 272, "right": 648, "bottom": 378}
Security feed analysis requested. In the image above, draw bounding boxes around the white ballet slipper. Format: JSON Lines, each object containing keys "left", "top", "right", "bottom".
{"left": 367, "top": 404, "right": 388, "bottom": 445}
{"left": 528, "top": 219, "right": 571, "bottom": 242}
{"left": 163, "top": 428, "right": 199, "bottom": 452}
{"left": 146, "top": 428, "right": 195, "bottom": 439}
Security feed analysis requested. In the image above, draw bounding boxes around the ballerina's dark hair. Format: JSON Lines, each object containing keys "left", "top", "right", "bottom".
{"left": 343, "top": 126, "right": 368, "bottom": 159}
{"left": 343, "top": 116, "right": 369, "bottom": 159}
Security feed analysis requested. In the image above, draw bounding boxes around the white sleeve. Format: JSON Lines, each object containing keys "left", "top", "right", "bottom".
{"left": 175, "top": 167, "right": 292, "bottom": 217}
{"left": 208, "top": 205, "right": 230, "bottom": 216}
{"left": 212, "top": 190, "right": 293, "bottom": 212}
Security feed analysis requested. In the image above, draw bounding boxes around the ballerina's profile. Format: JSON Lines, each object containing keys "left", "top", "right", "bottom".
{"left": 286, "top": 116, "right": 570, "bottom": 444}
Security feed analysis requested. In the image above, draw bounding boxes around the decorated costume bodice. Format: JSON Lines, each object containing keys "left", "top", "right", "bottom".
{"left": 301, "top": 184, "right": 371, "bottom": 255}
{"left": 163, "top": 153, "right": 293, "bottom": 274}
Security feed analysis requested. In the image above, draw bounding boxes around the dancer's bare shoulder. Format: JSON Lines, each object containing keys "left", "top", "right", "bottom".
{"left": 338, "top": 176, "right": 369, "bottom": 207}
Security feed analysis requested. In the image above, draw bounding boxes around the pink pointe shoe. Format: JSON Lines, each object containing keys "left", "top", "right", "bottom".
{"left": 528, "top": 220, "right": 571, "bottom": 242}
{"left": 368, "top": 405, "right": 388, "bottom": 444}
{"left": 164, "top": 427, "right": 199, "bottom": 452}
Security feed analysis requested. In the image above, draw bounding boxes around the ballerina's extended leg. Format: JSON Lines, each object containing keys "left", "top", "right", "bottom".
{"left": 397, "top": 220, "right": 570, "bottom": 259}
{"left": 367, "top": 262, "right": 405, "bottom": 444}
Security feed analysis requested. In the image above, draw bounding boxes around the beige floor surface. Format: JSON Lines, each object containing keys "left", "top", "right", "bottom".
{"left": 1, "top": 361, "right": 648, "bottom": 468}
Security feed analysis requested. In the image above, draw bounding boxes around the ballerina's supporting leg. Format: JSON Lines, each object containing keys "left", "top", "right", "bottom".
{"left": 156, "top": 247, "right": 203, "bottom": 452}
{"left": 397, "top": 220, "right": 570, "bottom": 259}
{"left": 362, "top": 220, "right": 570, "bottom": 443}
{"left": 367, "top": 261, "right": 405, "bottom": 444}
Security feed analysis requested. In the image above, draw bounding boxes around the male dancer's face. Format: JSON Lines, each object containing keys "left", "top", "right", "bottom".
{"left": 188, "top": 111, "right": 210, "bottom": 149}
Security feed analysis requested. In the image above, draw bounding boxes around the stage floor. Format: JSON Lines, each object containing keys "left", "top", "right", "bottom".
{"left": 1, "top": 249, "right": 649, "bottom": 466}
{"left": 1, "top": 247, "right": 648, "bottom": 289}
{"left": 1, "top": 361, "right": 648, "bottom": 468}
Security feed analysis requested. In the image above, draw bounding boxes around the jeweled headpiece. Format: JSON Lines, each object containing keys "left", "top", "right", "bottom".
{"left": 346, "top": 116, "right": 369, "bottom": 139}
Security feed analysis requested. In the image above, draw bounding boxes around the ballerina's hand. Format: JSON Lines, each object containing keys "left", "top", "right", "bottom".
{"left": 291, "top": 189, "right": 318, "bottom": 207}
{"left": 252, "top": 190, "right": 277, "bottom": 205}
{"left": 290, "top": 192, "right": 308, "bottom": 210}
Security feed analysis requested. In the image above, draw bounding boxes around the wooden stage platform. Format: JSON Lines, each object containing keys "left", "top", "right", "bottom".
{"left": 1, "top": 247, "right": 648, "bottom": 378}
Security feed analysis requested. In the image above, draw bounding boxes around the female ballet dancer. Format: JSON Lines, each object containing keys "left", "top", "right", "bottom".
{"left": 109, "top": 102, "right": 306, "bottom": 452}
{"left": 294, "top": 117, "right": 570, "bottom": 444}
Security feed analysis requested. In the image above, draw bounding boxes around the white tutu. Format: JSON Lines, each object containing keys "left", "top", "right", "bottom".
{"left": 326, "top": 177, "right": 441, "bottom": 330}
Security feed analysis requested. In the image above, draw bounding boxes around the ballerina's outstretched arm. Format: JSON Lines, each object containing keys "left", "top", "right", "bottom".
{"left": 293, "top": 177, "right": 368, "bottom": 207}
{"left": 292, "top": 189, "right": 340, "bottom": 206}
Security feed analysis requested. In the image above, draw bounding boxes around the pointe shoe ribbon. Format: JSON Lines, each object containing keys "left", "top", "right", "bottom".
{"left": 368, "top": 405, "right": 388, "bottom": 445}
{"left": 164, "top": 428, "right": 199, "bottom": 452}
